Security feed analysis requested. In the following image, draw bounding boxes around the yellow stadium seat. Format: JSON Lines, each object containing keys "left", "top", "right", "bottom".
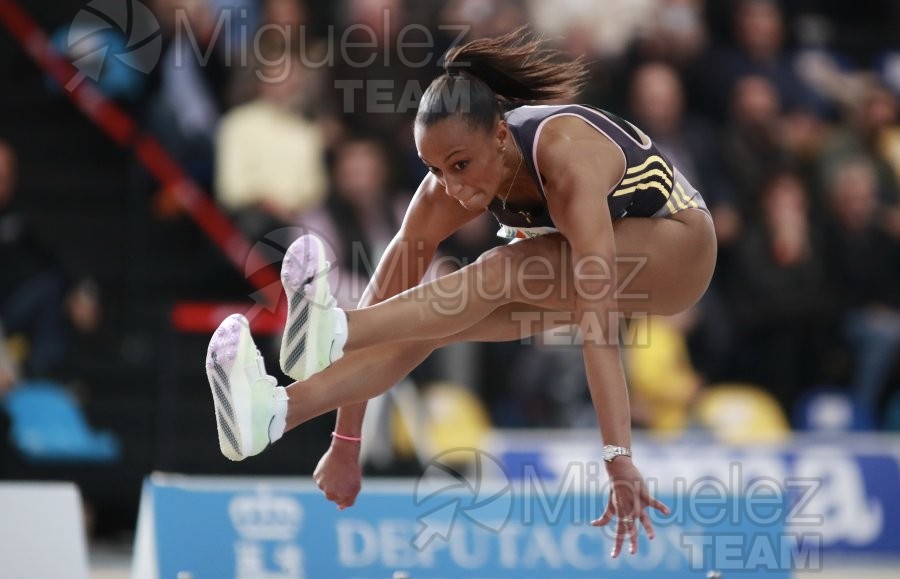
{"left": 390, "top": 381, "right": 493, "bottom": 463}
{"left": 694, "top": 383, "right": 791, "bottom": 444}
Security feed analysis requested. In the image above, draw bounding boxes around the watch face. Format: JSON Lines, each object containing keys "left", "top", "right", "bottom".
{"left": 603, "top": 446, "right": 629, "bottom": 461}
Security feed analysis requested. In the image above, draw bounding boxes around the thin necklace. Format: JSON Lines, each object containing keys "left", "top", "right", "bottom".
{"left": 500, "top": 142, "right": 523, "bottom": 211}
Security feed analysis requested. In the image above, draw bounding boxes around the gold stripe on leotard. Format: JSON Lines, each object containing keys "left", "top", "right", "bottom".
{"left": 624, "top": 155, "right": 672, "bottom": 176}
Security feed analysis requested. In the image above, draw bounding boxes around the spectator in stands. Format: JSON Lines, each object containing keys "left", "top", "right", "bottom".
{"left": 299, "top": 137, "right": 401, "bottom": 307}
{"left": 824, "top": 157, "right": 900, "bottom": 419}
{"left": 778, "top": 107, "right": 830, "bottom": 221}
{"left": 729, "top": 169, "right": 828, "bottom": 415}
{"left": 818, "top": 81, "right": 900, "bottom": 232}
{"left": 622, "top": 0, "right": 710, "bottom": 115}
{"left": 331, "top": 0, "right": 435, "bottom": 189}
{"left": 721, "top": 75, "right": 790, "bottom": 220}
{"left": 0, "top": 141, "right": 101, "bottom": 380}
{"left": 216, "top": 53, "right": 329, "bottom": 240}
{"left": 228, "top": 0, "right": 329, "bottom": 109}
{"left": 629, "top": 62, "right": 738, "bottom": 242}
{"left": 703, "top": 0, "right": 823, "bottom": 121}
{"left": 332, "top": 0, "right": 416, "bottom": 132}
{"left": 630, "top": 0, "right": 707, "bottom": 69}
{"left": 147, "top": 0, "right": 232, "bottom": 189}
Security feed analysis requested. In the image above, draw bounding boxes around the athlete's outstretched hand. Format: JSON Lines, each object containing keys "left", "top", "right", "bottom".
{"left": 313, "top": 442, "right": 362, "bottom": 510}
{"left": 592, "top": 460, "right": 669, "bottom": 557}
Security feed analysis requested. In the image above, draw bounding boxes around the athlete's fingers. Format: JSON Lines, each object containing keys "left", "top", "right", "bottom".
{"left": 640, "top": 511, "right": 655, "bottom": 540}
{"left": 591, "top": 503, "right": 616, "bottom": 527}
{"left": 628, "top": 518, "right": 639, "bottom": 555}
{"left": 649, "top": 496, "right": 669, "bottom": 515}
{"left": 611, "top": 522, "right": 627, "bottom": 558}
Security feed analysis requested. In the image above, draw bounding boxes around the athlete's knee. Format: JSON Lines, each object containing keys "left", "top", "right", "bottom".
{"left": 469, "top": 246, "right": 520, "bottom": 304}
{"left": 477, "top": 237, "right": 571, "bottom": 305}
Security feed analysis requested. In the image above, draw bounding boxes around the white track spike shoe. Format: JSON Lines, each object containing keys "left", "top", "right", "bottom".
{"left": 206, "top": 314, "right": 286, "bottom": 461}
{"left": 279, "top": 234, "right": 346, "bottom": 382}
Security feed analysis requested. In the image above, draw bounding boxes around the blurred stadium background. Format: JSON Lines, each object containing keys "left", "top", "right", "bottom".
{"left": 1, "top": 0, "right": 899, "bottom": 577}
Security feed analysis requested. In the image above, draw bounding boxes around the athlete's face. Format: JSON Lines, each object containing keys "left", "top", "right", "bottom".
{"left": 415, "top": 117, "right": 510, "bottom": 211}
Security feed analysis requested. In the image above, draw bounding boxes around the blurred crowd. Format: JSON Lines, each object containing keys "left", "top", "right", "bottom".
{"left": 4, "top": 0, "right": 900, "bottom": 439}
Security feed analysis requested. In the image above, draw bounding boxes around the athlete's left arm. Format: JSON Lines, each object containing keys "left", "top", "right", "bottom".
{"left": 538, "top": 117, "right": 667, "bottom": 556}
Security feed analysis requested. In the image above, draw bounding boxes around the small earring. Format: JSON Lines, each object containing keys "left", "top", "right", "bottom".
{"left": 501, "top": 146, "right": 507, "bottom": 152}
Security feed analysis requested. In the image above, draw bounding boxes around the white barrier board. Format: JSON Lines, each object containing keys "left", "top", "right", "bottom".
{"left": 0, "top": 482, "right": 88, "bottom": 579}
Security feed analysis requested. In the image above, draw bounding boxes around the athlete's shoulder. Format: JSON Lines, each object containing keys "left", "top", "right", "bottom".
{"left": 505, "top": 104, "right": 574, "bottom": 125}
{"left": 535, "top": 113, "right": 626, "bottom": 193}
{"left": 537, "top": 111, "right": 622, "bottom": 153}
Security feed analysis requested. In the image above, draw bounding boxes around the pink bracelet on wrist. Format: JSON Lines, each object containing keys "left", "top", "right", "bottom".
{"left": 331, "top": 431, "right": 363, "bottom": 443}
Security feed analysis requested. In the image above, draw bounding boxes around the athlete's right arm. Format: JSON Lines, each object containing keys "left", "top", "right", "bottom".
{"left": 315, "top": 174, "right": 483, "bottom": 509}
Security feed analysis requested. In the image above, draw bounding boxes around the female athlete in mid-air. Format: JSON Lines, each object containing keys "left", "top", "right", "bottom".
{"left": 206, "top": 28, "right": 716, "bottom": 557}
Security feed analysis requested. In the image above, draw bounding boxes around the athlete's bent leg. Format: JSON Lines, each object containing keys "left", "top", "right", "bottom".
{"left": 284, "top": 303, "right": 568, "bottom": 429}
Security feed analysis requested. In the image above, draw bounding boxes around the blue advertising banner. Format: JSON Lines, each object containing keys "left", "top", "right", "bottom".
{"left": 133, "top": 467, "right": 797, "bottom": 579}
{"left": 490, "top": 432, "right": 900, "bottom": 555}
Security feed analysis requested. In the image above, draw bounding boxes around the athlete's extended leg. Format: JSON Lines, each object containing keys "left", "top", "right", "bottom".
{"left": 323, "top": 210, "right": 716, "bottom": 353}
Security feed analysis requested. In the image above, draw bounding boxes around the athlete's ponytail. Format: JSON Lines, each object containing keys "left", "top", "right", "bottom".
{"left": 416, "top": 27, "right": 590, "bottom": 131}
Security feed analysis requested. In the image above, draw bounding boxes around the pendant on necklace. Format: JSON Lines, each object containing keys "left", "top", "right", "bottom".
{"left": 518, "top": 210, "right": 533, "bottom": 224}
